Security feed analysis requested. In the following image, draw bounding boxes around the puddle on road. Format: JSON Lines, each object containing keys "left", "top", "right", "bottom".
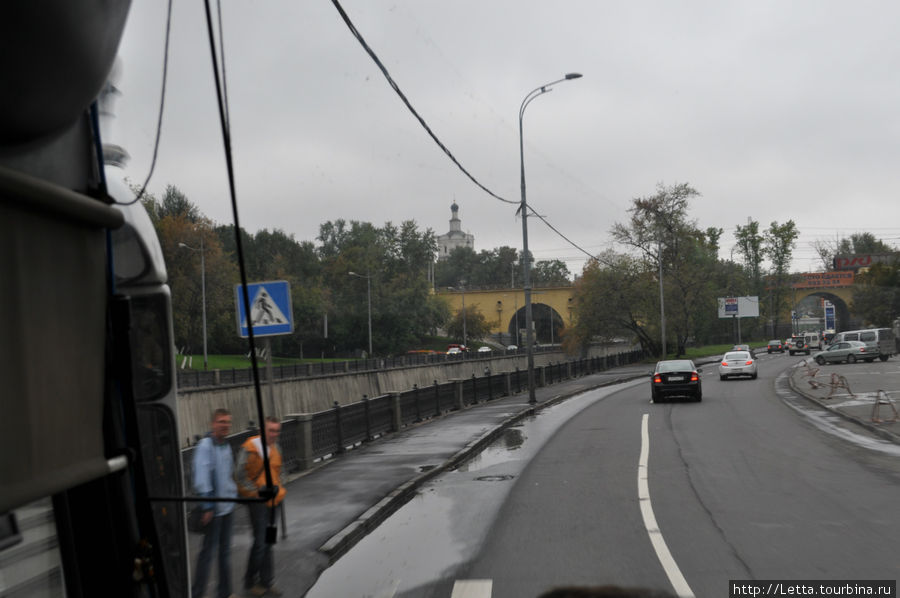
{"left": 454, "top": 426, "right": 528, "bottom": 472}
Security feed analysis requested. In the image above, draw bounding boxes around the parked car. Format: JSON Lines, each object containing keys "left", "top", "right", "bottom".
{"left": 719, "top": 351, "right": 758, "bottom": 380}
{"left": 832, "top": 328, "right": 894, "bottom": 362}
{"left": 477, "top": 346, "right": 492, "bottom": 354}
{"left": 447, "top": 347, "right": 462, "bottom": 355}
{"left": 815, "top": 341, "right": 874, "bottom": 365}
{"left": 766, "top": 339, "right": 784, "bottom": 353}
{"left": 650, "top": 359, "right": 702, "bottom": 402}
{"left": 506, "top": 345, "right": 518, "bottom": 351}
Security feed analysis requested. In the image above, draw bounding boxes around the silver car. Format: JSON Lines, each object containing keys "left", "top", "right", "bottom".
{"left": 718, "top": 351, "right": 758, "bottom": 380}
{"left": 814, "top": 341, "right": 873, "bottom": 365}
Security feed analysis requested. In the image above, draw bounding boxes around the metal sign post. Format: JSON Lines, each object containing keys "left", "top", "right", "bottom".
{"left": 235, "top": 280, "right": 294, "bottom": 420}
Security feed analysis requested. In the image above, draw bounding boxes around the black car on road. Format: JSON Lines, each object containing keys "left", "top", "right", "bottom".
{"left": 651, "top": 359, "right": 703, "bottom": 402}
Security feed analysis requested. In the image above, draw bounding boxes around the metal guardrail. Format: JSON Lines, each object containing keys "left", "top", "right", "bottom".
{"left": 180, "top": 349, "right": 646, "bottom": 483}
{"left": 175, "top": 346, "right": 562, "bottom": 389}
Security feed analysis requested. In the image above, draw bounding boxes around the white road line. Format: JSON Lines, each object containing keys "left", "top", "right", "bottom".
{"left": 639, "top": 414, "right": 695, "bottom": 598}
{"left": 450, "top": 579, "right": 493, "bottom": 598}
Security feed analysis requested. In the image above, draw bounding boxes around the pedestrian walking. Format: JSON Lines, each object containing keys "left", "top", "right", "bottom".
{"left": 191, "top": 408, "right": 239, "bottom": 598}
{"left": 236, "top": 416, "right": 287, "bottom": 597}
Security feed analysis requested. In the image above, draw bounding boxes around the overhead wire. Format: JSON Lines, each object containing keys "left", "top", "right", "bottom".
{"left": 330, "top": 0, "right": 604, "bottom": 265}
{"left": 201, "top": 0, "right": 276, "bottom": 499}
{"left": 115, "top": 0, "right": 173, "bottom": 206}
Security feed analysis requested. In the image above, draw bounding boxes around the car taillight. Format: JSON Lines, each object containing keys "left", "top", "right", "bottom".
{"left": 859, "top": 347, "right": 866, "bottom": 352}
{"left": 745, "top": 360, "right": 754, "bottom": 365}
{"left": 690, "top": 373, "right": 699, "bottom": 382}
{"left": 653, "top": 375, "right": 662, "bottom": 383}
{"left": 721, "top": 361, "right": 728, "bottom": 366}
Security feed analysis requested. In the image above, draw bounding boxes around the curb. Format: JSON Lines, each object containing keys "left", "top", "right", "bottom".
{"left": 318, "top": 373, "right": 646, "bottom": 561}
{"left": 786, "top": 361, "right": 900, "bottom": 445}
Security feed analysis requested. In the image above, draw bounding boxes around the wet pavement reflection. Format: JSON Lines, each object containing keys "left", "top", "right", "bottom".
{"left": 305, "top": 380, "right": 645, "bottom": 597}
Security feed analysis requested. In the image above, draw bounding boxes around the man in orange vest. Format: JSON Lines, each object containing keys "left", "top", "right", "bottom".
{"left": 236, "top": 416, "right": 287, "bottom": 597}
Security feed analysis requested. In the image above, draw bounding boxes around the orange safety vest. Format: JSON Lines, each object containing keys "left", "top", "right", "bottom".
{"left": 237, "top": 435, "right": 286, "bottom": 506}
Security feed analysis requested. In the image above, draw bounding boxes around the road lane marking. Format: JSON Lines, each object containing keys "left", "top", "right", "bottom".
{"left": 450, "top": 579, "right": 492, "bottom": 597}
{"left": 639, "top": 413, "right": 695, "bottom": 598}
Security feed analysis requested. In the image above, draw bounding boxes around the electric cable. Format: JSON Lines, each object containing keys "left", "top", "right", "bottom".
{"left": 201, "top": 0, "right": 276, "bottom": 499}
{"left": 115, "top": 0, "right": 173, "bottom": 206}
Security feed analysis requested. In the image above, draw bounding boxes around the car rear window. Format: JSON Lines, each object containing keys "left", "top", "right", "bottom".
{"left": 658, "top": 360, "right": 693, "bottom": 372}
{"left": 724, "top": 352, "right": 750, "bottom": 360}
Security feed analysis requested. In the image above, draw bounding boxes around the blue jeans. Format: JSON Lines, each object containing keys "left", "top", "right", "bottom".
{"left": 244, "top": 502, "right": 277, "bottom": 589}
{"left": 191, "top": 511, "right": 234, "bottom": 598}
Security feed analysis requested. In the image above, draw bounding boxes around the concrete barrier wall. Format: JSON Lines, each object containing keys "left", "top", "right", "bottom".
{"left": 177, "top": 344, "right": 628, "bottom": 446}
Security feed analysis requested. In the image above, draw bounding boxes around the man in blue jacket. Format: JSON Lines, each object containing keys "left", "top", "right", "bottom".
{"left": 191, "top": 408, "right": 239, "bottom": 598}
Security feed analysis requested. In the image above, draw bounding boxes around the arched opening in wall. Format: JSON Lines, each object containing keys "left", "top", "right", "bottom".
{"left": 789, "top": 291, "right": 857, "bottom": 337}
{"left": 533, "top": 303, "right": 564, "bottom": 344}
{"left": 505, "top": 303, "right": 565, "bottom": 346}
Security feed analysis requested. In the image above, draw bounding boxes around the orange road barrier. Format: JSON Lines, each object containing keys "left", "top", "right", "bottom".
{"left": 871, "top": 390, "right": 899, "bottom": 424}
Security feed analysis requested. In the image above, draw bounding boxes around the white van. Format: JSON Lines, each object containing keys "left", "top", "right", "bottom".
{"left": 802, "top": 332, "right": 822, "bottom": 351}
{"left": 832, "top": 328, "right": 895, "bottom": 362}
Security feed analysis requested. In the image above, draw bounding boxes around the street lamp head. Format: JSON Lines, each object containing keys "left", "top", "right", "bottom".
{"left": 565, "top": 73, "right": 583, "bottom": 80}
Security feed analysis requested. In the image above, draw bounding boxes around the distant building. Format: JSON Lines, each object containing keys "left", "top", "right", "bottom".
{"left": 436, "top": 202, "right": 474, "bottom": 259}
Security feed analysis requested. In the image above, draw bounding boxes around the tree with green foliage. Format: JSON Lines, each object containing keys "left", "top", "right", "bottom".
{"left": 734, "top": 220, "right": 765, "bottom": 290}
{"left": 445, "top": 304, "right": 492, "bottom": 344}
{"left": 610, "top": 182, "right": 719, "bottom": 356}
{"left": 531, "top": 259, "right": 571, "bottom": 286}
{"left": 565, "top": 252, "right": 660, "bottom": 355}
{"left": 317, "top": 218, "right": 443, "bottom": 355}
{"left": 851, "top": 263, "right": 900, "bottom": 327}
{"left": 763, "top": 220, "right": 799, "bottom": 337}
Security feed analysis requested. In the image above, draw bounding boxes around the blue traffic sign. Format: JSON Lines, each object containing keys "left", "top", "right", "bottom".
{"left": 235, "top": 280, "right": 293, "bottom": 338}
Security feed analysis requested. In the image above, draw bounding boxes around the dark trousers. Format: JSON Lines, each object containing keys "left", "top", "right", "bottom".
{"left": 244, "top": 502, "right": 278, "bottom": 589}
{"left": 191, "top": 511, "right": 234, "bottom": 598}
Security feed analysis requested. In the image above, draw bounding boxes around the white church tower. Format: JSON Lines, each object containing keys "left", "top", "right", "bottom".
{"left": 436, "top": 202, "right": 475, "bottom": 259}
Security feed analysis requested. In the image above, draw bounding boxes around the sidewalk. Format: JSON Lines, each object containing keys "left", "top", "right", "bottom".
{"left": 787, "top": 357, "right": 900, "bottom": 444}
{"left": 189, "top": 362, "right": 651, "bottom": 597}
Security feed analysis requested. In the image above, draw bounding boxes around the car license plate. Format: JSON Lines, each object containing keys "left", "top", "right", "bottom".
{"left": 668, "top": 375, "right": 684, "bottom": 381}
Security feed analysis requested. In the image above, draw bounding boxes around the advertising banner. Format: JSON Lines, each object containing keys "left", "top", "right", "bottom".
{"left": 791, "top": 272, "right": 854, "bottom": 288}
{"left": 717, "top": 296, "right": 760, "bottom": 318}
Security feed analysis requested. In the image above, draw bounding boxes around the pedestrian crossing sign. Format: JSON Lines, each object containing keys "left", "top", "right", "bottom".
{"left": 235, "top": 280, "right": 293, "bottom": 338}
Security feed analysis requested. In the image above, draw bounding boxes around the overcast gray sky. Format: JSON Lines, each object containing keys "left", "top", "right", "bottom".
{"left": 114, "top": 1, "right": 900, "bottom": 276}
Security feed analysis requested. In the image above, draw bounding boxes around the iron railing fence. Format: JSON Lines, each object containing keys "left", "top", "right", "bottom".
{"left": 176, "top": 344, "right": 566, "bottom": 389}
{"left": 180, "top": 349, "right": 646, "bottom": 485}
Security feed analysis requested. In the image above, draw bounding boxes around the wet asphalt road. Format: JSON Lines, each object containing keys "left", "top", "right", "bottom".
{"left": 304, "top": 351, "right": 900, "bottom": 598}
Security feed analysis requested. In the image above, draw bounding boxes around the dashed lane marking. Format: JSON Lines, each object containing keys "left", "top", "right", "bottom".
{"left": 450, "top": 579, "right": 493, "bottom": 597}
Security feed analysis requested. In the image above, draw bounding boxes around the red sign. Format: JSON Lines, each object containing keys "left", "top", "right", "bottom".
{"left": 833, "top": 253, "right": 899, "bottom": 271}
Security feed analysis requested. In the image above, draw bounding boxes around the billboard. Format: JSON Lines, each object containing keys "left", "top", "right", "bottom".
{"left": 717, "top": 296, "right": 760, "bottom": 319}
{"left": 832, "top": 253, "right": 899, "bottom": 271}
{"left": 791, "top": 272, "right": 854, "bottom": 289}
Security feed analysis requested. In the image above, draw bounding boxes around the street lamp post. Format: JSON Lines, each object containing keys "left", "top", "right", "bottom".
{"left": 449, "top": 282, "right": 467, "bottom": 347}
{"left": 178, "top": 238, "right": 207, "bottom": 370}
{"left": 519, "top": 72, "right": 582, "bottom": 403}
{"left": 349, "top": 271, "right": 373, "bottom": 357}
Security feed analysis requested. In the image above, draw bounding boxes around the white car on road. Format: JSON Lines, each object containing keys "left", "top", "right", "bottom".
{"left": 718, "top": 350, "right": 758, "bottom": 380}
